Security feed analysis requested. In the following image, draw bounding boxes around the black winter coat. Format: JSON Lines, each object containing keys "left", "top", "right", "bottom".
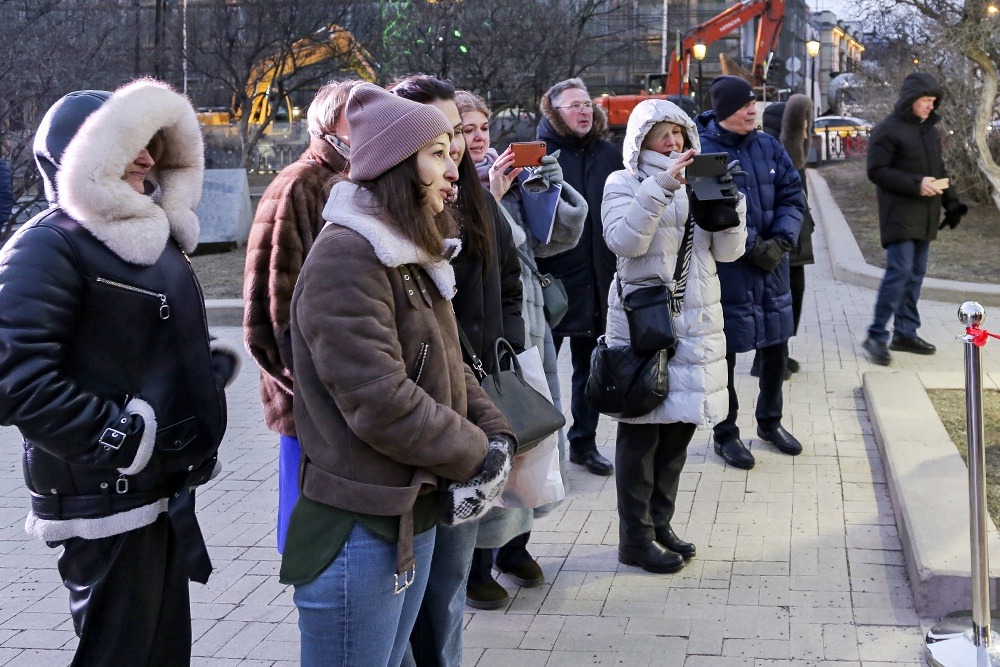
{"left": 452, "top": 196, "right": 525, "bottom": 372}
{"left": 0, "top": 159, "right": 12, "bottom": 227}
{"left": 867, "top": 72, "right": 959, "bottom": 248}
{"left": 0, "top": 81, "right": 229, "bottom": 539}
{"left": 535, "top": 116, "right": 621, "bottom": 338}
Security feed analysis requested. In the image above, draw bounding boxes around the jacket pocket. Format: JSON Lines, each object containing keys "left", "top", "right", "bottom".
{"left": 156, "top": 416, "right": 197, "bottom": 452}
{"left": 95, "top": 277, "right": 170, "bottom": 320}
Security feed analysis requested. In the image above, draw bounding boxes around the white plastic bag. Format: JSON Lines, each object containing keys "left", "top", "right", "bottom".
{"left": 496, "top": 347, "right": 565, "bottom": 509}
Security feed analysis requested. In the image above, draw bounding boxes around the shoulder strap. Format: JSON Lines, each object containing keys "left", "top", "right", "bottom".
{"left": 455, "top": 321, "right": 487, "bottom": 380}
{"left": 670, "top": 207, "right": 694, "bottom": 316}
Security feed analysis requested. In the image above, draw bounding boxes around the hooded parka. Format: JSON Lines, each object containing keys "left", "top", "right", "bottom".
{"left": 762, "top": 96, "right": 814, "bottom": 266}
{"left": 535, "top": 98, "right": 622, "bottom": 338}
{"left": 0, "top": 80, "right": 229, "bottom": 543}
{"left": 867, "top": 72, "right": 958, "bottom": 247}
{"left": 695, "top": 110, "right": 804, "bottom": 353}
{"left": 603, "top": 100, "right": 747, "bottom": 427}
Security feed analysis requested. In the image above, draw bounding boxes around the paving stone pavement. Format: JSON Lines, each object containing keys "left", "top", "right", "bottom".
{"left": 1, "top": 176, "right": 999, "bottom": 666}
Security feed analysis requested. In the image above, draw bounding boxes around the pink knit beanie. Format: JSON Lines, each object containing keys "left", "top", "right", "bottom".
{"left": 347, "top": 83, "right": 453, "bottom": 181}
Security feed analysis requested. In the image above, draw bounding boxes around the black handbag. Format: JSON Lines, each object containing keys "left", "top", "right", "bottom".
{"left": 516, "top": 247, "right": 568, "bottom": 328}
{"left": 458, "top": 330, "right": 565, "bottom": 454}
{"left": 585, "top": 337, "right": 670, "bottom": 418}
{"left": 617, "top": 209, "right": 694, "bottom": 355}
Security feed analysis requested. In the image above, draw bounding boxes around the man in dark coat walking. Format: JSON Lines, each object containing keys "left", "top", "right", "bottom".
{"left": 861, "top": 73, "right": 966, "bottom": 366}
{"left": 536, "top": 77, "right": 620, "bottom": 476}
{"left": 696, "top": 76, "right": 805, "bottom": 470}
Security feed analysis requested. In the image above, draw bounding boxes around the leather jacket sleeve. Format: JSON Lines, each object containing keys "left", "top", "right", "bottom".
{"left": 0, "top": 224, "right": 147, "bottom": 470}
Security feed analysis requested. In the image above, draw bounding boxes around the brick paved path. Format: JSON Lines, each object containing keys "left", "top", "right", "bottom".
{"left": 1, "top": 183, "right": 997, "bottom": 665}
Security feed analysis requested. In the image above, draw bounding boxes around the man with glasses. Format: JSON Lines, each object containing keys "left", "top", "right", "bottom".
{"left": 535, "top": 77, "right": 621, "bottom": 476}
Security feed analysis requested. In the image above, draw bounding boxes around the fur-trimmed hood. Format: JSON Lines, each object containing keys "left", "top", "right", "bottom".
{"left": 538, "top": 90, "right": 611, "bottom": 144}
{"left": 321, "top": 180, "right": 460, "bottom": 299}
{"left": 761, "top": 95, "right": 812, "bottom": 171}
{"left": 621, "top": 99, "right": 701, "bottom": 177}
{"left": 34, "top": 79, "right": 204, "bottom": 265}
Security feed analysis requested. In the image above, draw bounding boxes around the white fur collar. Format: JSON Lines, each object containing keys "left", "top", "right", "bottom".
{"left": 57, "top": 79, "right": 204, "bottom": 265}
{"left": 322, "top": 181, "right": 460, "bottom": 300}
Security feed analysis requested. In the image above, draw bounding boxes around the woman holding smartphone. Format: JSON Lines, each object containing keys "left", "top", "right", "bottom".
{"left": 456, "top": 89, "right": 587, "bottom": 606}
{"left": 601, "top": 99, "right": 747, "bottom": 573}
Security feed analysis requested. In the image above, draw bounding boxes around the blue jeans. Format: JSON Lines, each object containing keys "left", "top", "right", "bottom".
{"left": 405, "top": 520, "right": 479, "bottom": 667}
{"left": 868, "top": 240, "right": 930, "bottom": 343}
{"left": 294, "top": 523, "right": 435, "bottom": 667}
{"left": 277, "top": 435, "right": 301, "bottom": 553}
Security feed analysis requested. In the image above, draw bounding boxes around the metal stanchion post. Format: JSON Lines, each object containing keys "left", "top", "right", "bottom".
{"left": 926, "top": 302, "right": 1000, "bottom": 666}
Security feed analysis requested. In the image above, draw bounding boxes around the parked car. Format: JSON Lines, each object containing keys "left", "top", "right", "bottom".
{"left": 814, "top": 115, "right": 873, "bottom": 135}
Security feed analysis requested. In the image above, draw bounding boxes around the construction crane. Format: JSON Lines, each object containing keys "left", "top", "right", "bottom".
{"left": 596, "top": 0, "right": 785, "bottom": 134}
{"left": 198, "top": 24, "right": 377, "bottom": 127}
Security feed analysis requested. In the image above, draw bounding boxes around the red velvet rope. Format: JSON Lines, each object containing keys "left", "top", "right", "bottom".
{"left": 966, "top": 325, "right": 1000, "bottom": 347}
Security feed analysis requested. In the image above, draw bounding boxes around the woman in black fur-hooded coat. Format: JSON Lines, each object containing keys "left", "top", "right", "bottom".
{"left": 0, "top": 79, "right": 239, "bottom": 666}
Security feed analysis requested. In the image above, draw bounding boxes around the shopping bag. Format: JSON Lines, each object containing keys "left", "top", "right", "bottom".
{"left": 496, "top": 347, "right": 566, "bottom": 509}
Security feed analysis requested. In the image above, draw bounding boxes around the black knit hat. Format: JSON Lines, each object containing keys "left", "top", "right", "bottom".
{"left": 710, "top": 76, "right": 756, "bottom": 122}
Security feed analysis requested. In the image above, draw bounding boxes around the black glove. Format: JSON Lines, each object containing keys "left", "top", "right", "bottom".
{"left": 440, "top": 434, "right": 515, "bottom": 525}
{"left": 210, "top": 343, "right": 242, "bottom": 388}
{"left": 688, "top": 191, "right": 740, "bottom": 232}
{"left": 939, "top": 201, "right": 969, "bottom": 230}
{"left": 748, "top": 237, "right": 792, "bottom": 272}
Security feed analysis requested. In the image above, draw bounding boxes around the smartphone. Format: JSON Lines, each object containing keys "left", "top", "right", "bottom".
{"left": 686, "top": 152, "right": 729, "bottom": 178}
{"left": 510, "top": 141, "right": 546, "bottom": 168}
{"left": 929, "top": 177, "right": 949, "bottom": 190}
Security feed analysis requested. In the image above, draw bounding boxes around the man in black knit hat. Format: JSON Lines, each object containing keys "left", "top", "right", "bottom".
{"left": 695, "top": 75, "right": 805, "bottom": 471}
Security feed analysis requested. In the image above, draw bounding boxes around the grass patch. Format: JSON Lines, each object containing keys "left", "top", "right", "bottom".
{"left": 927, "top": 388, "right": 1000, "bottom": 528}
{"left": 818, "top": 159, "right": 1000, "bottom": 283}
{"left": 189, "top": 245, "right": 246, "bottom": 300}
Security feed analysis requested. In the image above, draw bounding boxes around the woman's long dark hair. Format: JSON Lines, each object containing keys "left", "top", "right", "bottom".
{"left": 354, "top": 153, "right": 456, "bottom": 261}
{"left": 391, "top": 74, "right": 495, "bottom": 270}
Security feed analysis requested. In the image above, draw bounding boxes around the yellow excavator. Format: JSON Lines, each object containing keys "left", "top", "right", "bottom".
{"left": 197, "top": 24, "right": 377, "bottom": 127}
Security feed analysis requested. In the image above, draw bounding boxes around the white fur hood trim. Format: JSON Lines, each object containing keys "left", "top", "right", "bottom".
{"left": 57, "top": 79, "right": 204, "bottom": 265}
{"left": 322, "top": 181, "right": 460, "bottom": 300}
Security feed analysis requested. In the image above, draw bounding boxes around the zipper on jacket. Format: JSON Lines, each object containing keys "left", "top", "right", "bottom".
{"left": 412, "top": 342, "right": 430, "bottom": 384}
{"left": 96, "top": 277, "right": 170, "bottom": 320}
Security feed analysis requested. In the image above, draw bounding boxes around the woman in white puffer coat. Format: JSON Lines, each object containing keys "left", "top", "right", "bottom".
{"left": 602, "top": 99, "right": 747, "bottom": 574}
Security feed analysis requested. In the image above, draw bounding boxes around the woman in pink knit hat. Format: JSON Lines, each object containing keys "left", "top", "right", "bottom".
{"left": 281, "top": 83, "right": 516, "bottom": 666}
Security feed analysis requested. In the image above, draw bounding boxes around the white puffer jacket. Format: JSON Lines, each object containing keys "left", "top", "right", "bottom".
{"left": 602, "top": 99, "right": 747, "bottom": 427}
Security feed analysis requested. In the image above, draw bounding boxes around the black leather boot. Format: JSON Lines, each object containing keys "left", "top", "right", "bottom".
{"left": 655, "top": 527, "right": 696, "bottom": 560}
{"left": 618, "top": 541, "right": 684, "bottom": 574}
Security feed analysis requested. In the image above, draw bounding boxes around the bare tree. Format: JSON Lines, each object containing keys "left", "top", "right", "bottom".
{"left": 0, "top": 1, "right": 136, "bottom": 236}
{"left": 183, "top": 0, "right": 362, "bottom": 168}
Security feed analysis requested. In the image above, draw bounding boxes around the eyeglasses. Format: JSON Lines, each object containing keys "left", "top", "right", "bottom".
{"left": 555, "top": 101, "right": 594, "bottom": 112}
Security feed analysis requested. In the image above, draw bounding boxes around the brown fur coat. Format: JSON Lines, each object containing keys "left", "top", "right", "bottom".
{"left": 243, "top": 137, "right": 347, "bottom": 435}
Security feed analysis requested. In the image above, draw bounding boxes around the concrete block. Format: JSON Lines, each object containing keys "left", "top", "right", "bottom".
{"left": 863, "top": 370, "right": 1000, "bottom": 616}
{"left": 197, "top": 169, "right": 252, "bottom": 247}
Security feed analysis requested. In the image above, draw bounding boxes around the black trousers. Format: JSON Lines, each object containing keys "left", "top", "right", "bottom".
{"left": 714, "top": 342, "right": 788, "bottom": 441}
{"left": 553, "top": 335, "right": 600, "bottom": 455}
{"left": 615, "top": 421, "right": 696, "bottom": 547}
{"left": 790, "top": 265, "right": 806, "bottom": 336}
{"left": 56, "top": 514, "right": 192, "bottom": 667}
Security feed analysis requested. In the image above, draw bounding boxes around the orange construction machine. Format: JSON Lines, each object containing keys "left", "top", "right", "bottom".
{"left": 596, "top": 0, "right": 785, "bottom": 133}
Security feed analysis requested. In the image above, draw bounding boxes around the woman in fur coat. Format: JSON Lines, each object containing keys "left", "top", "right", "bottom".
{"left": 602, "top": 99, "right": 747, "bottom": 574}
{"left": 0, "top": 79, "right": 239, "bottom": 665}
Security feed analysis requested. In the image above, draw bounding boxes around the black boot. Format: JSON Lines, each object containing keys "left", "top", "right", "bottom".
{"left": 618, "top": 541, "right": 684, "bottom": 574}
{"left": 656, "top": 527, "right": 696, "bottom": 559}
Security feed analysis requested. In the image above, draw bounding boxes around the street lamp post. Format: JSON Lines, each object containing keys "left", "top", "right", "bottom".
{"left": 806, "top": 39, "right": 820, "bottom": 117}
{"left": 692, "top": 42, "right": 706, "bottom": 112}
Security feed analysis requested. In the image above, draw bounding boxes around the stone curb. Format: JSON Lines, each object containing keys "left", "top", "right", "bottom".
{"left": 863, "top": 369, "right": 1000, "bottom": 617}
{"left": 809, "top": 169, "right": 1000, "bottom": 307}
{"left": 205, "top": 298, "right": 243, "bottom": 327}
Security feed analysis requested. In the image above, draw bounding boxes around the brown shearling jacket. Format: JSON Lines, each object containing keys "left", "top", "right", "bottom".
{"left": 290, "top": 182, "right": 511, "bottom": 520}
{"left": 243, "top": 137, "right": 347, "bottom": 436}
